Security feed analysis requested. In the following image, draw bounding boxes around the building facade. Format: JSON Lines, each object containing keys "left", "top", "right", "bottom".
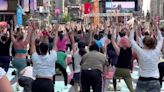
{"left": 150, "top": 0, "right": 164, "bottom": 19}
{"left": 0, "top": 0, "right": 18, "bottom": 22}
{"left": 160, "top": 0, "right": 164, "bottom": 19}
{"left": 66, "top": 0, "right": 81, "bottom": 19}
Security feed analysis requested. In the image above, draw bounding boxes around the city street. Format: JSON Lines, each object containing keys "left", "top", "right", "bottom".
{"left": 7, "top": 62, "right": 164, "bottom": 92}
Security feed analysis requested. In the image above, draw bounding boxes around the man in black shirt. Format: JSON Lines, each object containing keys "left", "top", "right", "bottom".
{"left": 0, "top": 33, "right": 12, "bottom": 72}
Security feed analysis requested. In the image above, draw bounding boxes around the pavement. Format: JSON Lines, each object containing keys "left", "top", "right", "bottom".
{"left": 7, "top": 61, "right": 164, "bottom": 92}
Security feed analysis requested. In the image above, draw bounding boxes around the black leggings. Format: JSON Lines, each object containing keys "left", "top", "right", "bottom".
{"left": 53, "top": 63, "right": 68, "bottom": 86}
{"left": 18, "top": 76, "right": 34, "bottom": 92}
{"left": 158, "top": 62, "right": 164, "bottom": 87}
{"left": 81, "top": 69, "right": 102, "bottom": 92}
{"left": 0, "top": 56, "right": 11, "bottom": 72}
{"left": 32, "top": 78, "right": 54, "bottom": 92}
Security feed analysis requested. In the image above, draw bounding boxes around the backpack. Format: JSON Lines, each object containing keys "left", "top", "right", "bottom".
{"left": 107, "top": 43, "right": 118, "bottom": 66}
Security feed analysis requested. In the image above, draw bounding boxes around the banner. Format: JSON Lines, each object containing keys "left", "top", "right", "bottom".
{"left": 22, "top": 0, "right": 30, "bottom": 12}
{"left": 84, "top": 3, "right": 93, "bottom": 14}
{"left": 16, "top": 5, "right": 23, "bottom": 27}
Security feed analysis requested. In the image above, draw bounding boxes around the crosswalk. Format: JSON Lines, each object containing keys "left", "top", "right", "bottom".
{"left": 7, "top": 65, "right": 164, "bottom": 92}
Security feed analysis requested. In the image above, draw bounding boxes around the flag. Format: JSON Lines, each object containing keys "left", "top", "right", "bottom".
{"left": 84, "top": 3, "right": 93, "bottom": 14}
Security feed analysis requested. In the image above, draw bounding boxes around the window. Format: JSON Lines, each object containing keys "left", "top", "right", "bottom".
{"left": 5, "top": 15, "right": 13, "bottom": 21}
{"left": 163, "top": 3, "right": 164, "bottom": 17}
{"left": 0, "top": 15, "right": 3, "bottom": 21}
{"left": 8, "top": 0, "right": 18, "bottom": 11}
{"left": 37, "top": 0, "right": 43, "bottom": 6}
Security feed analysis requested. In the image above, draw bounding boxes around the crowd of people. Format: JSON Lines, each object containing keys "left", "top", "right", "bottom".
{"left": 0, "top": 16, "right": 164, "bottom": 92}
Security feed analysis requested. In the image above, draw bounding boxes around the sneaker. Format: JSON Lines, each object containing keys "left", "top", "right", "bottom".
{"left": 16, "top": 86, "right": 20, "bottom": 91}
{"left": 106, "top": 84, "right": 114, "bottom": 91}
{"left": 64, "top": 86, "right": 68, "bottom": 89}
{"left": 12, "top": 70, "right": 17, "bottom": 75}
{"left": 116, "top": 83, "right": 121, "bottom": 91}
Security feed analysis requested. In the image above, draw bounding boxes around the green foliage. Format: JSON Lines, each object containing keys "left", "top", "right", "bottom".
{"left": 84, "top": 0, "right": 92, "bottom": 3}
{"left": 160, "top": 22, "right": 164, "bottom": 28}
{"left": 61, "top": 13, "right": 72, "bottom": 22}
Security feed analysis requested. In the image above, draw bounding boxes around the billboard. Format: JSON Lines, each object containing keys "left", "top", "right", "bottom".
{"left": 0, "top": 0, "right": 37, "bottom": 12}
{"left": 0, "top": 0, "right": 18, "bottom": 12}
{"left": 55, "top": 0, "right": 63, "bottom": 14}
{"left": 0, "top": 0, "right": 8, "bottom": 11}
{"left": 106, "top": 2, "right": 135, "bottom": 13}
{"left": 30, "top": 0, "right": 37, "bottom": 11}
{"left": 22, "top": 0, "right": 30, "bottom": 12}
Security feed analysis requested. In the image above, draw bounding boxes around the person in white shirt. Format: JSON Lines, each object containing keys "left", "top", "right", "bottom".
{"left": 30, "top": 24, "right": 58, "bottom": 92}
{"left": 18, "top": 61, "right": 34, "bottom": 92}
{"left": 0, "top": 67, "right": 13, "bottom": 92}
{"left": 130, "top": 20, "right": 163, "bottom": 92}
{"left": 70, "top": 30, "right": 87, "bottom": 92}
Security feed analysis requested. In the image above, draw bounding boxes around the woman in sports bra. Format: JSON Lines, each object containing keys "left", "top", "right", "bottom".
{"left": 10, "top": 21, "right": 32, "bottom": 76}
{"left": 10, "top": 20, "right": 32, "bottom": 90}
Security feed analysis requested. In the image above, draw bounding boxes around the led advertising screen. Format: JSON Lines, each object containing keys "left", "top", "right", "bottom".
{"left": 0, "top": 0, "right": 8, "bottom": 11}
{"left": 106, "top": 2, "right": 135, "bottom": 13}
{"left": 22, "top": 0, "right": 30, "bottom": 12}
{"left": 30, "top": 0, "right": 37, "bottom": 12}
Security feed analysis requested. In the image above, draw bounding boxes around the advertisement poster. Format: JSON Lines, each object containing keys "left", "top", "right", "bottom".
{"left": 0, "top": 0, "right": 8, "bottom": 11}
{"left": 22, "top": 0, "right": 30, "bottom": 12}
{"left": 106, "top": 2, "right": 135, "bottom": 13}
{"left": 30, "top": 0, "right": 37, "bottom": 13}
{"left": 17, "top": 5, "right": 23, "bottom": 27}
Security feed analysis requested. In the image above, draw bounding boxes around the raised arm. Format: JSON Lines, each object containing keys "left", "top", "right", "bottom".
{"left": 129, "top": 20, "right": 142, "bottom": 54}
{"left": 9, "top": 20, "right": 16, "bottom": 43}
{"left": 30, "top": 29, "right": 36, "bottom": 55}
{"left": 88, "top": 25, "right": 94, "bottom": 47}
{"left": 70, "top": 31, "right": 76, "bottom": 53}
{"left": 52, "top": 24, "right": 59, "bottom": 51}
{"left": 111, "top": 26, "right": 120, "bottom": 56}
{"left": 155, "top": 23, "right": 163, "bottom": 51}
{"left": 24, "top": 27, "right": 32, "bottom": 45}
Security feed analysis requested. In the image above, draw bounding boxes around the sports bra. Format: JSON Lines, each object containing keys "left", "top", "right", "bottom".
{"left": 15, "top": 49, "right": 27, "bottom": 54}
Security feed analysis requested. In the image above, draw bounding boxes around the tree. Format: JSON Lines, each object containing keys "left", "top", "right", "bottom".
{"left": 61, "top": 13, "right": 72, "bottom": 22}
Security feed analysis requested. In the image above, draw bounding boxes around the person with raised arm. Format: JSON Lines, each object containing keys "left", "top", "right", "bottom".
{"left": 57, "top": 25, "right": 69, "bottom": 53}
{"left": 111, "top": 24, "right": 134, "bottom": 92}
{"left": 10, "top": 20, "right": 32, "bottom": 74}
{"left": 31, "top": 24, "right": 58, "bottom": 92}
{"left": 0, "top": 22, "right": 12, "bottom": 72}
{"left": 53, "top": 25, "right": 68, "bottom": 88}
{"left": 130, "top": 20, "right": 163, "bottom": 92}
{"left": 80, "top": 24, "right": 109, "bottom": 92}
{"left": 10, "top": 20, "right": 32, "bottom": 90}
{"left": 70, "top": 26, "right": 87, "bottom": 92}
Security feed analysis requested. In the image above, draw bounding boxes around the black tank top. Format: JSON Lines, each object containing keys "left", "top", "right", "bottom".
{"left": 115, "top": 47, "right": 132, "bottom": 69}
{"left": 0, "top": 39, "right": 11, "bottom": 56}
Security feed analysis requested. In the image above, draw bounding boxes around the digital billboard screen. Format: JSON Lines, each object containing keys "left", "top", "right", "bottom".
{"left": 0, "top": 0, "right": 8, "bottom": 11}
{"left": 106, "top": 1, "right": 135, "bottom": 13}
{"left": 22, "top": 0, "right": 30, "bottom": 12}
